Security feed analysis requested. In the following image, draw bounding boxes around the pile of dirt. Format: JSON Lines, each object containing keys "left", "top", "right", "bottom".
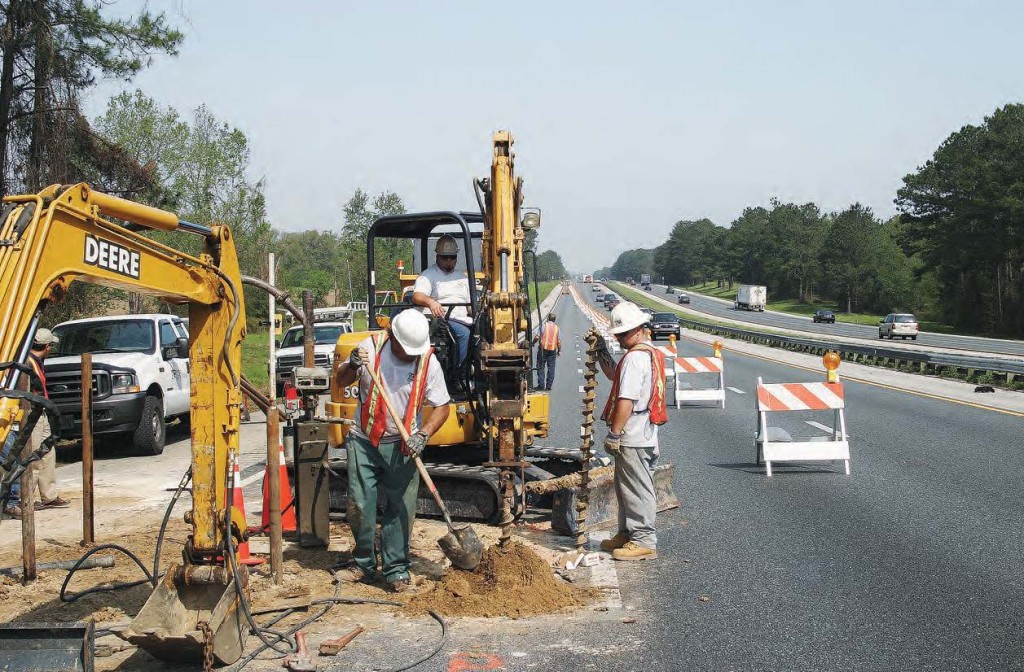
{"left": 402, "top": 541, "right": 590, "bottom": 618}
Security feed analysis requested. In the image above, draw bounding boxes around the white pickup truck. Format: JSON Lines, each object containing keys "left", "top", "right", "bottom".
{"left": 46, "top": 314, "right": 190, "bottom": 455}
{"left": 274, "top": 321, "right": 352, "bottom": 396}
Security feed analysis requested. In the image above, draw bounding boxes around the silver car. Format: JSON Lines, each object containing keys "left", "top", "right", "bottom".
{"left": 879, "top": 313, "right": 919, "bottom": 340}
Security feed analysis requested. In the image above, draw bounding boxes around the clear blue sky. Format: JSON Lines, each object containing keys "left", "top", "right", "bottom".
{"left": 88, "top": 1, "right": 1024, "bottom": 272}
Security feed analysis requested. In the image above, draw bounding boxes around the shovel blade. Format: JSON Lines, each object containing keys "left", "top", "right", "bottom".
{"left": 120, "top": 562, "right": 247, "bottom": 665}
{"left": 438, "top": 525, "right": 484, "bottom": 570}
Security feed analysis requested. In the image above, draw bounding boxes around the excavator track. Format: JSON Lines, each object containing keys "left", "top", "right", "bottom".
{"left": 328, "top": 456, "right": 511, "bottom": 524}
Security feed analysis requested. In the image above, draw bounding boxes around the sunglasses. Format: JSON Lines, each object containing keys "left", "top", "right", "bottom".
{"left": 438, "top": 255, "right": 457, "bottom": 261}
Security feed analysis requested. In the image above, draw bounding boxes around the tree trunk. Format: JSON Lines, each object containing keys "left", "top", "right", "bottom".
{"left": 0, "top": 0, "right": 23, "bottom": 198}
{"left": 846, "top": 289, "right": 852, "bottom": 314}
{"left": 26, "top": 0, "right": 49, "bottom": 191}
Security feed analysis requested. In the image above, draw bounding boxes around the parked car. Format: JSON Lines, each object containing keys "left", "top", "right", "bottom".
{"left": 275, "top": 321, "right": 352, "bottom": 395}
{"left": 649, "top": 312, "right": 681, "bottom": 340}
{"left": 879, "top": 313, "right": 919, "bottom": 340}
{"left": 665, "top": 286, "right": 675, "bottom": 294}
{"left": 47, "top": 314, "right": 190, "bottom": 455}
{"left": 604, "top": 294, "right": 619, "bottom": 310}
{"left": 677, "top": 293, "right": 690, "bottom": 304}
{"left": 813, "top": 309, "right": 836, "bottom": 324}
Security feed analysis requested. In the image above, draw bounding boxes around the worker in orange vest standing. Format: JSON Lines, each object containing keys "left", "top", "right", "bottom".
{"left": 535, "top": 313, "right": 561, "bottom": 391}
{"left": 595, "top": 302, "right": 667, "bottom": 562}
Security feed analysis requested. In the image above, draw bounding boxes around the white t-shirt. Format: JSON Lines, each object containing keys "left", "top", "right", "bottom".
{"left": 413, "top": 265, "right": 472, "bottom": 325}
{"left": 612, "top": 345, "right": 659, "bottom": 450}
{"left": 351, "top": 336, "right": 451, "bottom": 442}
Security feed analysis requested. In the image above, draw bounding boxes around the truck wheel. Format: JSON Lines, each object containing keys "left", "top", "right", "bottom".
{"left": 134, "top": 395, "right": 166, "bottom": 456}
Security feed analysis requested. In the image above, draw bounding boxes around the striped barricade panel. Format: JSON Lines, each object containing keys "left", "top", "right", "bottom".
{"left": 671, "top": 354, "right": 725, "bottom": 409}
{"left": 754, "top": 377, "right": 850, "bottom": 477}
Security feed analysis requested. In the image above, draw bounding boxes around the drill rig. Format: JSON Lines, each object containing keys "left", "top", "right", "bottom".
{"left": 0, "top": 184, "right": 249, "bottom": 665}
{"left": 327, "top": 131, "right": 548, "bottom": 540}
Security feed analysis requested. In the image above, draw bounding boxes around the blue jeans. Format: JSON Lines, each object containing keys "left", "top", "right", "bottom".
{"left": 448, "top": 320, "right": 470, "bottom": 365}
{"left": 1, "top": 430, "right": 20, "bottom": 503}
{"left": 537, "top": 349, "right": 557, "bottom": 390}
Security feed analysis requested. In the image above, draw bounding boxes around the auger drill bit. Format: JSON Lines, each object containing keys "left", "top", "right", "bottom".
{"left": 575, "top": 328, "right": 602, "bottom": 550}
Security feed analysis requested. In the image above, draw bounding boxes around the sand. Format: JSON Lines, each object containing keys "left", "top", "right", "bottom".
{"left": 402, "top": 541, "right": 591, "bottom": 618}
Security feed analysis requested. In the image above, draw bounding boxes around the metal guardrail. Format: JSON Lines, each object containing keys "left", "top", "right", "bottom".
{"left": 675, "top": 316, "right": 1024, "bottom": 381}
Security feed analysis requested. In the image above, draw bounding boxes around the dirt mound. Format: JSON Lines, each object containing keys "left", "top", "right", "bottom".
{"left": 402, "top": 541, "right": 590, "bottom": 618}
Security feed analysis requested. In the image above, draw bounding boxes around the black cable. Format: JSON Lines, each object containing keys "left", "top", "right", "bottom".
{"left": 59, "top": 544, "right": 154, "bottom": 602}
{"left": 151, "top": 466, "right": 192, "bottom": 587}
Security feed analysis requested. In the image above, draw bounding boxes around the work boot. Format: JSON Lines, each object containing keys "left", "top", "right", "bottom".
{"left": 333, "top": 565, "right": 375, "bottom": 585}
{"left": 36, "top": 496, "right": 71, "bottom": 510}
{"left": 388, "top": 578, "right": 410, "bottom": 594}
{"left": 612, "top": 542, "right": 657, "bottom": 562}
{"left": 599, "top": 531, "right": 630, "bottom": 552}
{"left": 2, "top": 505, "right": 21, "bottom": 519}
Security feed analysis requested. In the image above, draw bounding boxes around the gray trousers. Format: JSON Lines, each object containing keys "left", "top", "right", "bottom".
{"left": 615, "top": 445, "right": 658, "bottom": 549}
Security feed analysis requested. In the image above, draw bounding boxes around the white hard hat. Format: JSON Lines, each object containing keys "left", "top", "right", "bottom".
{"left": 390, "top": 310, "right": 431, "bottom": 356}
{"left": 608, "top": 302, "right": 649, "bottom": 335}
{"left": 33, "top": 328, "right": 59, "bottom": 346}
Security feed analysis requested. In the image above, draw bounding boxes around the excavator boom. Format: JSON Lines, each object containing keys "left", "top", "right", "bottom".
{"left": 0, "top": 184, "right": 247, "bottom": 664}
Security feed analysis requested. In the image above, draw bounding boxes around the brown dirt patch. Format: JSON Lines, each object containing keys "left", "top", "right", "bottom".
{"left": 402, "top": 541, "right": 592, "bottom": 618}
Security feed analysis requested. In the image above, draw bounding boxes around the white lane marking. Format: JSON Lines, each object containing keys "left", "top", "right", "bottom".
{"left": 579, "top": 386, "right": 585, "bottom": 393}
{"left": 727, "top": 386, "right": 746, "bottom": 394}
{"left": 577, "top": 369, "right": 583, "bottom": 374}
{"left": 239, "top": 468, "right": 266, "bottom": 488}
{"left": 805, "top": 420, "right": 837, "bottom": 434}
{"left": 576, "top": 357, "right": 582, "bottom": 361}
{"left": 587, "top": 530, "right": 623, "bottom": 609}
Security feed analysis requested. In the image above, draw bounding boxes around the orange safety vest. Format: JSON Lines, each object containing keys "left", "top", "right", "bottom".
{"left": 359, "top": 332, "right": 433, "bottom": 448}
{"left": 27, "top": 353, "right": 48, "bottom": 399}
{"left": 540, "top": 322, "right": 560, "bottom": 351}
{"left": 601, "top": 343, "right": 668, "bottom": 426}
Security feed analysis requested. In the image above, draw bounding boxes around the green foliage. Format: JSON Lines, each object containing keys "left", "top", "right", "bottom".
{"left": 604, "top": 248, "right": 654, "bottom": 281}
{"left": 653, "top": 219, "right": 723, "bottom": 285}
{"left": 0, "top": 1, "right": 183, "bottom": 195}
{"left": 91, "top": 90, "right": 272, "bottom": 318}
{"left": 897, "top": 103, "right": 1024, "bottom": 335}
{"left": 529, "top": 250, "right": 567, "bottom": 281}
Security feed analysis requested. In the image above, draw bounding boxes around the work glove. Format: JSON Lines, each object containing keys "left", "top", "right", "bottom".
{"left": 403, "top": 430, "right": 429, "bottom": 458}
{"left": 347, "top": 346, "right": 367, "bottom": 369}
{"left": 594, "top": 338, "right": 614, "bottom": 367}
{"left": 603, "top": 431, "right": 622, "bottom": 457}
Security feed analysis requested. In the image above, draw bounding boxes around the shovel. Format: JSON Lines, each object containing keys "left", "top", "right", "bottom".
{"left": 362, "top": 361, "right": 483, "bottom": 571}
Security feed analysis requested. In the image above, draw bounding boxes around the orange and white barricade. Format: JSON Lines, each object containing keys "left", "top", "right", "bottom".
{"left": 658, "top": 338, "right": 725, "bottom": 408}
{"left": 670, "top": 355, "right": 725, "bottom": 408}
{"left": 754, "top": 376, "right": 850, "bottom": 476}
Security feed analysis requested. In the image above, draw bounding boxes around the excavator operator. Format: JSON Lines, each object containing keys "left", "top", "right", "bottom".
{"left": 411, "top": 234, "right": 473, "bottom": 366}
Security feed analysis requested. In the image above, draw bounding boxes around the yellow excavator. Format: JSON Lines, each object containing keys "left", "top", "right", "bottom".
{"left": 326, "top": 131, "right": 678, "bottom": 538}
{"left": 0, "top": 184, "right": 249, "bottom": 664}
{"left": 326, "top": 131, "right": 567, "bottom": 537}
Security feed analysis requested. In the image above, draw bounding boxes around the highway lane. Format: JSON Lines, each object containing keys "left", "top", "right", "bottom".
{"left": 435, "top": 283, "right": 1024, "bottom": 671}
{"left": 623, "top": 281, "right": 1024, "bottom": 357}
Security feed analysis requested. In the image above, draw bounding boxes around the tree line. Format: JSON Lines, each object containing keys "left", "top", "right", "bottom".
{"left": 596, "top": 104, "right": 1024, "bottom": 337}
{"left": 1, "top": 2, "right": 566, "bottom": 326}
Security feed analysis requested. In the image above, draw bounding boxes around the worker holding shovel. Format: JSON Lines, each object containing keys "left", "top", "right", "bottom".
{"left": 334, "top": 310, "right": 451, "bottom": 593}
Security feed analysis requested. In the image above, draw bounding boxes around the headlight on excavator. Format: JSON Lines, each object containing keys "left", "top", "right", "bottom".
{"left": 111, "top": 373, "right": 141, "bottom": 394}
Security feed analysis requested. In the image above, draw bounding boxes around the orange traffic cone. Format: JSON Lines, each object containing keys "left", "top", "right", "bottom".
{"left": 229, "top": 459, "right": 265, "bottom": 566}
{"left": 259, "top": 445, "right": 297, "bottom": 534}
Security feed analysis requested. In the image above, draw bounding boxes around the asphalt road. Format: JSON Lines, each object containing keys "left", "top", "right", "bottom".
{"left": 414, "top": 284, "right": 1024, "bottom": 671}
{"left": 626, "top": 282, "right": 1024, "bottom": 357}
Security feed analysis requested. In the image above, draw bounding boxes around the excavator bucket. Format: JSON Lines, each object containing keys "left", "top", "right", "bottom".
{"left": 121, "top": 563, "right": 248, "bottom": 665}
